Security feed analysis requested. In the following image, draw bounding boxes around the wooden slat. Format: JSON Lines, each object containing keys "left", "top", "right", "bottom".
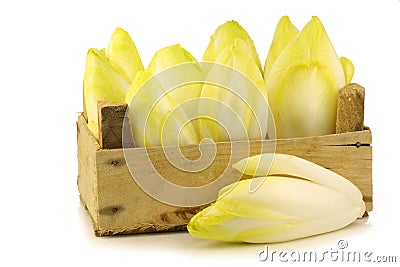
{"left": 336, "top": 83, "right": 365, "bottom": 134}
{"left": 77, "top": 115, "right": 100, "bottom": 229}
{"left": 88, "top": 129, "right": 372, "bottom": 235}
{"left": 97, "top": 101, "right": 128, "bottom": 149}
{"left": 275, "top": 129, "right": 371, "bottom": 146}
{"left": 95, "top": 147, "right": 208, "bottom": 235}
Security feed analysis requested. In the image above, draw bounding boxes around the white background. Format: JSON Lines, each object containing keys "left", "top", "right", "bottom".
{"left": 1, "top": 0, "right": 399, "bottom": 266}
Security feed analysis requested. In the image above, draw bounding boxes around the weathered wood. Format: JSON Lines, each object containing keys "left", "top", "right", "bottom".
{"left": 98, "top": 101, "right": 128, "bottom": 149}
{"left": 336, "top": 83, "right": 365, "bottom": 133}
{"left": 77, "top": 115, "right": 100, "bottom": 227}
{"left": 77, "top": 113, "right": 372, "bottom": 236}
{"left": 275, "top": 137, "right": 372, "bottom": 211}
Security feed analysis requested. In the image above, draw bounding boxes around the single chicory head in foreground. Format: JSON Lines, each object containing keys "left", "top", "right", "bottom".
{"left": 187, "top": 153, "right": 365, "bottom": 243}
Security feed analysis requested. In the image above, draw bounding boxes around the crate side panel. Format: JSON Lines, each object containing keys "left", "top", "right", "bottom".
{"left": 95, "top": 148, "right": 209, "bottom": 235}
{"left": 275, "top": 129, "right": 371, "bottom": 146}
{"left": 275, "top": 132, "right": 372, "bottom": 211}
{"left": 93, "top": 130, "right": 372, "bottom": 235}
{"left": 77, "top": 115, "right": 101, "bottom": 228}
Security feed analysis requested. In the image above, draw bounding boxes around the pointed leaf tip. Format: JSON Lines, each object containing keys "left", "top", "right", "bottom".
{"left": 106, "top": 27, "right": 144, "bottom": 82}
{"left": 203, "top": 20, "right": 261, "bottom": 71}
{"left": 83, "top": 48, "right": 130, "bottom": 125}
{"left": 264, "top": 16, "right": 299, "bottom": 79}
{"left": 340, "top": 56, "right": 354, "bottom": 85}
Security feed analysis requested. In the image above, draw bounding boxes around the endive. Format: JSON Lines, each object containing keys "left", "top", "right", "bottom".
{"left": 125, "top": 46, "right": 200, "bottom": 147}
{"left": 83, "top": 48, "right": 130, "bottom": 138}
{"left": 263, "top": 16, "right": 299, "bottom": 79}
{"left": 199, "top": 22, "right": 268, "bottom": 142}
{"left": 147, "top": 44, "right": 203, "bottom": 106}
{"left": 106, "top": 27, "right": 144, "bottom": 82}
{"left": 187, "top": 153, "right": 365, "bottom": 243}
{"left": 83, "top": 27, "right": 143, "bottom": 139}
{"left": 203, "top": 20, "right": 261, "bottom": 71}
{"left": 124, "top": 70, "right": 169, "bottom": 147}
{"left": 265, "top": 16, "right": 355, "bottom": 138}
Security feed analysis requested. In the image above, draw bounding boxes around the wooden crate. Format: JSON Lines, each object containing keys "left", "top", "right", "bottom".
{"left": 77, "top": 84, "right": 372, "bottom": 236}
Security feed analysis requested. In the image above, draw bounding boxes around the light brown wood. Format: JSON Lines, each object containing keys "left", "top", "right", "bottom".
{"left": 275, "top": 134, "right": 372, "bottom": 211}
{"left": 78, "top": 82, "right": 373, "bottom": 236}
{"left": 77, "top": 114, "right": 372, "bottom": 236}
{"left": 336, "top": 83, "right": 365, "bottom": 134}
{"left": 77, "top": 115, "right": 100, "bottom": 227}
{"left": 97, "top": 101, "right": 128, "bottom": 149}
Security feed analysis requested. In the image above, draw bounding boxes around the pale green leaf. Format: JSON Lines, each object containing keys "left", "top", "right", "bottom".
{"left": 264, "top": 16, "right": 299, "bottom": 79}
{"left": 268, "top": 60, "right": 338, "bottom": 138}
{"left": 203, "top": 20, "right": 261, "bottom": 71}
{"left": 188, "top": 175, "right": 364, "bottom": 243}
{"left": 199, "top": 39, "right": 268, "bottom": 142}
{"left": 340, "top": 56, "right": 354, "bottom": 85}
{"left": 106, "top": 27, "right": 143, "bottom": 82}
{"left": 125, "top": 70, "right": 198, "bottom": 147}
{"left": 147, "top": 44, "right": 203, "bottom": 106}
{"left": 83, "top": 48, "right": 130, "bottom": 130}
{"left": 232, "top": 153, "right": 365, "bottom": 209}
{"left": 266, "top": 16, "right": 346, "bottom": 96}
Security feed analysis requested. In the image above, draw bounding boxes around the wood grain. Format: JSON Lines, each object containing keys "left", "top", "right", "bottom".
{"left": 78, "top": 81, "right": 373, "bottom": 236}
{"left": 77, "top": 115, "right": 100, "bottom": 227}
{"left": 77, "top": 113, "right": 372, "bottom": 235}
{"left": 336, "top": 83, "right": 365, "bottom": 134}
{"left": 97, "top": 101, "right": 128, "bottom": 149}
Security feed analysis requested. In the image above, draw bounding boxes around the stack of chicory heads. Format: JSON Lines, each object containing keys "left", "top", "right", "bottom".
{"left": 199, "top": 21, "right": 269, "bottom": 142}
{"left": 187, "top": 153, "right": 365, "bottom": 243}
{"left": 125, "top": 44, "right": 200, "bottom": 147}
{"left": 265, "top": 16, "right": 354, "bottom": 138}
{"left": 83, "top": 28, "right": 143, "bottom": 139}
